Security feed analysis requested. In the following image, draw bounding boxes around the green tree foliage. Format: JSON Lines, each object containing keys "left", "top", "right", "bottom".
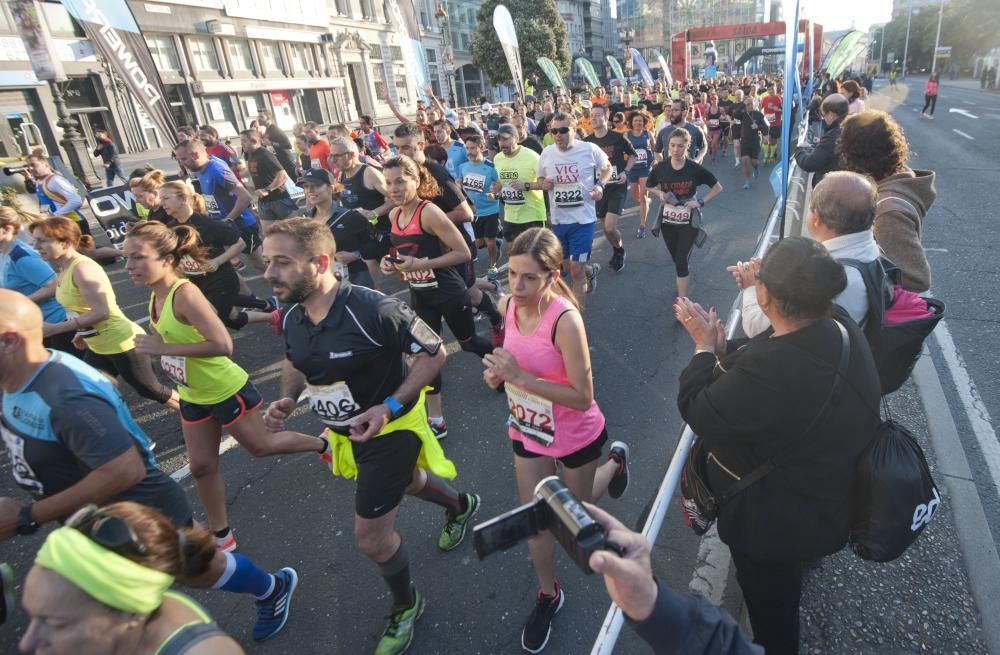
{"left": 873, "top": 0, "right": 1000, "bottom": 73}
{"left": 470, "top": 0, "right": 570, "bottom": 87}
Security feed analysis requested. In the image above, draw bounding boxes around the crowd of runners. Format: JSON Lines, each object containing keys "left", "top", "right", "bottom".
{"left": 0, "top": 66, "right": 938, "bottom": 655}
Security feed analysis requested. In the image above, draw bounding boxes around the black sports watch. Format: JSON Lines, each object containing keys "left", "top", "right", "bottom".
{"left": 16, "top": 504, "right": 40, "bottom": 536}
{"left": 697, "top": 197, "right": 705, "bottom": 207}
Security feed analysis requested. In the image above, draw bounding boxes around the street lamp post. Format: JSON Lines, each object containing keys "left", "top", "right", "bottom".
{"left": 619, "top": 25, "right": 635, "bottom": 80}
{"left": 878, "top": 26, "right": 885, "bottom": 73}
{"left": 435, "top": 3, "right": 458, "bottom": 106}
{"left": 902, "top": 6, "right": 913, "bottom": 78}
{"left": 931, "top": 0, "right": 945, "bottom": 74}
{"left": 48, "top": 80, "right": 101, "bottom": 190}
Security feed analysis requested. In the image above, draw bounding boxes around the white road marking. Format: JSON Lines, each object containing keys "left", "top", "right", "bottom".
{"left": 688, "top": 524, "right": 731, "bottom": 603}
{"left": 933, "top": 320, "right": 1000, "bottom": 500}
{"left": 949, "top": 108, "right": 979, "bottom": 119}
{"left": 953, "top": 129, "right": 974, "bottom": 140}
{"left": 925, "top": 247, "right": 949, "bottom": 252}
{"left": 963, "top": 100, "right": 976, "bottom": 105}
{"left": 171, "top": 436, "right": 239, "bottom": 481}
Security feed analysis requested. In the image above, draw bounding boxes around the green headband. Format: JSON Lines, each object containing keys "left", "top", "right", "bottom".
{"left": 35, "top": 526, "right": 174, "bottom": 615}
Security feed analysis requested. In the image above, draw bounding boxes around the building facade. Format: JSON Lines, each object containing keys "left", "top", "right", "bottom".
{"left": 0, "top": 0, "right": 452, "bottom": 165}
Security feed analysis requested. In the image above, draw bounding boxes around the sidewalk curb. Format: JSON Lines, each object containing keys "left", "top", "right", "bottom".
{"left": 913, "top": 353, "right": 1000, "bottom": 655}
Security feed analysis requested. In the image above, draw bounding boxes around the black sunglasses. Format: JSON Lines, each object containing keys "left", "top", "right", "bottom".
{"left": 66, "top": 504, "right": 148, "bottom": 558}
{"left": 550, "top": 127, "right": 572, "bottom": 135}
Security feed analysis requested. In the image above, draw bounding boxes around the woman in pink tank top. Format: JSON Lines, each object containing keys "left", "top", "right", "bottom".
{"left": 482, "top": 227, "right": 631, "bottom": 652}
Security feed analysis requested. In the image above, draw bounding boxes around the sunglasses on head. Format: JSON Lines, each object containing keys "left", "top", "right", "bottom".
{"left": 66, "top": 504, "right": 148, "bottom": 558}
{"left": 550, "top": 127, "right": 572, "bottom": 135}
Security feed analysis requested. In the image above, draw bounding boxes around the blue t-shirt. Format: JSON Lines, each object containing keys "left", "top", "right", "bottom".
{"left": 195, "top": 156, "right": 256, "bottom": 227}
{"left": 1, "top": 241, "right": 65, "bottom": 322}
{"left": 625, "top": 131, "right": 653, "bottom": 174}
{"left": 0, "top": 351, "right": 190, "bottom": 525}
{"left": 458, "top": 159, "right": 500, "bottom": 217}
{"left": 444, "top": 139, "right": 468, "bottom": 180}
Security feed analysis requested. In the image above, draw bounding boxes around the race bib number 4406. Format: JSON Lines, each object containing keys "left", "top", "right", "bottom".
{"left": 553, "top": 183, "right": 584, "bottom": 208}
{"left": 308, "top": 382, "right": 362, "bottom": 428}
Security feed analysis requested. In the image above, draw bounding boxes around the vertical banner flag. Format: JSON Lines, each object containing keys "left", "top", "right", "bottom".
{"left": 606, "top": 56, "right": 626, "bottom": 85}
{"left": 537, "top": 57, "right": 565, "bottom": 90}
{"left": 493, "top": 5, "right": 525, "bottom": 98}
{"left": 59, "top": 0, "right": 176, "bottom": 140}
{"left": 653, "top": 49, "right": 673, "bottom": 86}
{"left": 383, "top": 0, "right": 430, "bottom": 104}
{"left": 777, "top": 0, "right": 801, "bottom": 228}
{"left": 574, "top": 57, "right": 600, "bottom": 88}
{"left": 804, "top": 21, "right": 815, "bottom": 101}
{"left": 629, "top": 48, "right": 654, "bottom": 86}
{"left": 9, "top": 0, "right": 66, "bottom": 82}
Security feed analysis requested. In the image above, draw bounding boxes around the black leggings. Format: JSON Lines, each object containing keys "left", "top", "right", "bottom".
{"left": 660, "top": 224, "right": 699, "bottom": 278}
{"left": 197, "top": 274, "right": 269, "bottom": 331}
{"left": 84, "top": 347, "right": 174, "bottom": 404}
{"left": 922, "top": 94, "right": 938, "bottom": 115}
{"left": 411, "top": 291, "right": 492, "bottom": 394}
{"left": 730, "top": 549, "right": 804, "bottom": 655}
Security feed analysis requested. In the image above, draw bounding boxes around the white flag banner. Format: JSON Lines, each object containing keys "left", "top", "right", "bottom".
{"left": 653, "top": 49, "right": 673, "bottom": 86}
{"left": 493, "top": 5, "right": 524, "bottom": 97}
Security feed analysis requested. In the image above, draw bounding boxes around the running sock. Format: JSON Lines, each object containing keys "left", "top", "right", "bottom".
{"left": 378, "top": 542, "right": 415, "bottom": 608}
{"left": 428, "top": 416, "right": 445, "bottom": 427}
{"left": 214, "top": 527, "right": 232, "bottom": 539}
{"left": 477, "top": 291, "right": 502, "bottom": 326}
{"left": 212, "top": 552, "right": 276, "bottom": 599}
{"left": 415, "top": 470, "right": 463, "bottom": 516}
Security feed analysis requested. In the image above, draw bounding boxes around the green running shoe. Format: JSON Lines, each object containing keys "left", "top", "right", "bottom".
{"left": 438, "top": 493, "right": 481, "bottom": 551}
{"left": 375, "top": 587, "right": 425, "bottom": 655}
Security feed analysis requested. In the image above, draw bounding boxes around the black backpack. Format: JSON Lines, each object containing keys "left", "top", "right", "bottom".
{"left": 840, "top": 257, "right": 944, "bottom": 395}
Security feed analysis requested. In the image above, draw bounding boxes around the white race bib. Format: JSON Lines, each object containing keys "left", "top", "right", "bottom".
{"left": 308, "top": 382, "right": 362, "bottom": 428}
{"left": 401, "top": 259, "right": 438, "bottom": 289}
{"left": 764, "top": 113, "right": 776, "bottom": 123}
{"left": 1, "top": 422, "right": 43, "bottom": 494}
{"left": 661, "top": 204, "right": 692, "bottom": 224}
{"left": 462, "top": 173, "right": 487, "bottom": 194}
{"left": 553, "top": 182, "right": 584, "bottom": 208}
{"left": 506, "top": 384, "right": 555, "bottom": 447}
{"left": 499, "top": 185, "right": 525, "bottom": 205}
{"left": 179, "top": 254, "right": 205, "bottom": 277}
{"left": 310, "top": 158, "right": 322, "bottom": 169}
{"left": 160, "top": 355, "right": 188, "bottom": 385}
{"left": 635, "top": 150, "right": 648, "bottom": 163}
{"left": 708, "top": 119, "right": 720, "bottom": 128}
{"left": 201, "top": 194, "right": 221, "bottom": 218}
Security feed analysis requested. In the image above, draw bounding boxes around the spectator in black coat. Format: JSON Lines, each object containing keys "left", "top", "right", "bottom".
{"left": 674, "top": 237, "right": 881, "bottom": 655}
{"left": 92, "top": 129, "right": 126, "bottom": 188}
{"left": 794, "top": 93, "right": 849, "bottom": 186}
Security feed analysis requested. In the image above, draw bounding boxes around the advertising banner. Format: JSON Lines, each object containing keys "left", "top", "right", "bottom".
{"left": 537, "top": 57, "right": 565, "bottom": 90}
{"left": 493, "top": 5, "right": 525, "bottom": 97}
{"left": 8, "top": 0, "right": 65, "bottom": 82}
{"left": 61, "top": 0, "right": 177, "bottom": 141}
{"left": 385, "top": 0, "right": 430, "bottom": 104}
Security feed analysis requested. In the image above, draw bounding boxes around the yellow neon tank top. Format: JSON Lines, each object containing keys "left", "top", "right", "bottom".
{"left": 55, "top": 255, "right": 143, "bottom": 355}
{"left": 149, "top": 279, "right": 248, "bottom": 405}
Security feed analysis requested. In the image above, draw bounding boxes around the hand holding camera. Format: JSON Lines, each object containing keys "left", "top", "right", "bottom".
{"left": 583, "top": 503, "right": 659, "bottom": 622}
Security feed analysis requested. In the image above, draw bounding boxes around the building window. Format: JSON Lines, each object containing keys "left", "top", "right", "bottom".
{"left": 145, "top": 36, "right": 181, "bottom": 71}
{"left": 425, "top": 49, "right": 436, "bottom": 63}
{"left": 370, "top": 44, "right": 384, "bottom": 60}
{"left": 335, "top": 0, "right": 350, "bottom": 16}
{"left": 394, "top": 68, "right": 410, "bottom": 105}
{"left": 289, "top": 43, "right": 315, "bottom": 75}
{"left": 361, "top": 0, "right": 375, "bottom": 19}
{"left": 460, "top": 33, "right": 469, "bottom": 50}
{"left": 389, "top": 46, "right": 403, "bottom": 61}
{"left": 372, "top": 65, "right": 389, "bottom": 102}
{"left": 260, "top": 42, "right": 284, "bottom": 74}
{"left": 228, "top": 40, "right": 255, "bottom": 73}
{"left": 189, "top": 37, "right": 221, "bottom": 73}
{"left": 204, "top": 96, "right": 228, "bottom": 122}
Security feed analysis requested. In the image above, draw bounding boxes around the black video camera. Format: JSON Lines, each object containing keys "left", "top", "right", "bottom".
{"left": 473, "top": 476, "right": 622, "bottom": 574}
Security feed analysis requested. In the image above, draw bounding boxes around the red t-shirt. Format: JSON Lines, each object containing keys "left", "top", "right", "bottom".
{"left": 308, "top": 139, "right": 332, "bottom": 171}
{"left": 761, "top": 95, "right": 783, "bottom": 126}
{"left": 206, "top": 143, "right": 243, "bottom": 181}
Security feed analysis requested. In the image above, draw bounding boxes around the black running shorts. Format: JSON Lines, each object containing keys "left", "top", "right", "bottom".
{"left": 596, "top": 183, "right": 628, "bottom": 219}
{"left": 474, "top": 213, "right": 500, "bottom": 240}
{"left": 511, "top": 427, "right": 609, "bottom": 469}
{"left": 353, "top": 429, "right": 422, "bottom": 519}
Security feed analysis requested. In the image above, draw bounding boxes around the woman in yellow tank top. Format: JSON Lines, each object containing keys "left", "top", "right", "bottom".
{"left": 29, "top": 217, "right": 179, "bottom": 409}
{"left": 20, "top": 501, "right": 244, "bottom": 655}
{"left": 123, "top": 221, "right": 326, "bottom": 553}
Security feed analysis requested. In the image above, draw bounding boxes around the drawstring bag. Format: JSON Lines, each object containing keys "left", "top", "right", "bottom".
{"left": 849, "top": 401, "right": 941, "bottom": 562}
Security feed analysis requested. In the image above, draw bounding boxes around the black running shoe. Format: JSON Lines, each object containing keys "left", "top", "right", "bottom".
{"left": 609, "top": 248, "right": 626, "bottom": 273}
{"left": 607, "top": 441, "right": 630, "bottom": 499}
{"left": 522, "top": 583, "right": 565, "bottom": 653}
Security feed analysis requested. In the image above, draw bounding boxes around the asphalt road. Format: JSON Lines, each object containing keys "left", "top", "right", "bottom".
{"left": 0, "top": 150, "right": 775, "bottom": 653}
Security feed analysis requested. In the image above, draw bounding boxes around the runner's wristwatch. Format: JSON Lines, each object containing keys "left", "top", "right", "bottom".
{"left": 697, "top": 198, "right": 705, "bottom": 207}
{"left": 384, "top": 395, "right": 404, "bottom": 419}
{"left": 16, "top": 505, "right": 39, "bottom": 536}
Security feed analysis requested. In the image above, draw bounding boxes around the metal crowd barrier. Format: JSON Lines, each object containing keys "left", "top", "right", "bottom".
{"left": 589, "top": 152, "right": 811, "bottom": 654}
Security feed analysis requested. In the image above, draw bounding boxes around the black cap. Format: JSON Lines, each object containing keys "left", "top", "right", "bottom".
{"left": 301, "top": 168, "right": 333, "bottom": 186}
{"left": 497, "top": 124, "right": 518, "bottom": 139}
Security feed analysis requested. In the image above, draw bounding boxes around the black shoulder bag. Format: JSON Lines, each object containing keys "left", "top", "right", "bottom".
{"left": 680, "top": 321, "right": 851, "bottom": 536}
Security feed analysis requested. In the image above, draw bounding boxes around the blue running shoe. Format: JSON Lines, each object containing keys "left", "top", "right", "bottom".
{"left": 742, "top": 182, "right": 752, "bottom": 190}
{"left": 253, "top": 567, "right": 298, "bottom": 642}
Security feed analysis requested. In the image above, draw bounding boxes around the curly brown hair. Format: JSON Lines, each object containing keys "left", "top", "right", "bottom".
{"left": 836, "top": 110, "right": 909, "bottom": 181}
